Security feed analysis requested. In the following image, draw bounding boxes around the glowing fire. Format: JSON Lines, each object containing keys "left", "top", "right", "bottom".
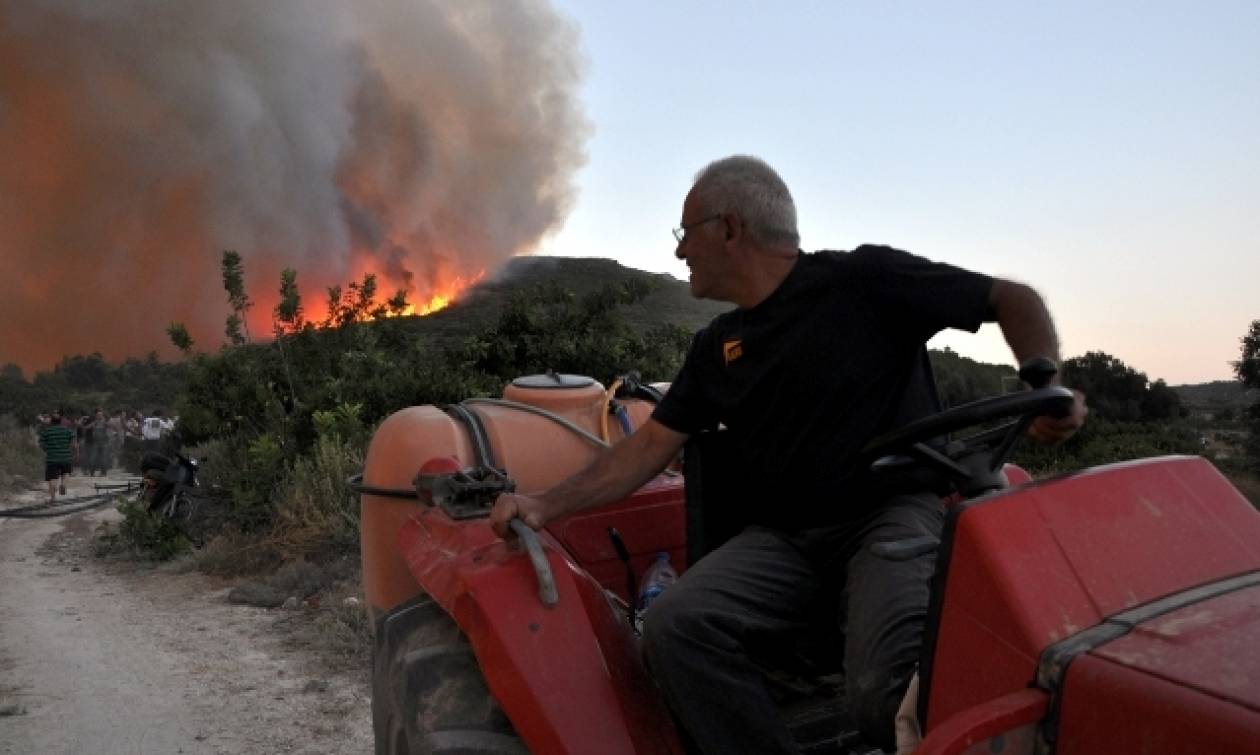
{"left": 260, "top": 265, "right": 487, "bottom": 335}
{"left": 391, "top": 270, "right": 485, "bottom": 318}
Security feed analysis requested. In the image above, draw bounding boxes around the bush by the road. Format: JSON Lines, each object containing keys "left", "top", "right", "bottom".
{"left": 0, "top": 415, "right": 43, "bottom": 493}
{"left": 99, "top": 496, "right": 192, "bottom": 561}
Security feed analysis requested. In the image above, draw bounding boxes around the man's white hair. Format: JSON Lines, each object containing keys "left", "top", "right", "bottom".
{"left": 692, "top": 155, "right": 799, "bottom": 247}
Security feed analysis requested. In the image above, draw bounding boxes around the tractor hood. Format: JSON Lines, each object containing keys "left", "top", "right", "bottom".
{"left": 1089, "top": 581, "right": 1260, "bottom": 713}
{"left": 1047, "top": 580, "right": 1260, "bottom": 752}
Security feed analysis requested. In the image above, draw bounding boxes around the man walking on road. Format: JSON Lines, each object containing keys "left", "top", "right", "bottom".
{"left": 39, "top": 410, "right": 77, "bottom": 502}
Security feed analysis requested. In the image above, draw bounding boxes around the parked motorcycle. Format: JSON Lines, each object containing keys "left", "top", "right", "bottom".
{"left": 139, "top": 452, "right": 224, "bottom": 544}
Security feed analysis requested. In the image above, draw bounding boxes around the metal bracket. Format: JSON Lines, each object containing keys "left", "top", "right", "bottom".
{"left": 413, "top": 465, "right": 516, "bottom": 520}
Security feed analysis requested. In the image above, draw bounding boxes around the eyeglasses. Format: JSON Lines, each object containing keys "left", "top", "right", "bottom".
{"left": 672, "top": 214, "right": 722, "bottom": 243}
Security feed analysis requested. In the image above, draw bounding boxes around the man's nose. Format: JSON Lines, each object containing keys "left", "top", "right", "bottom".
{"left": 674, "top": 241, "right": 686, "bottom": 261}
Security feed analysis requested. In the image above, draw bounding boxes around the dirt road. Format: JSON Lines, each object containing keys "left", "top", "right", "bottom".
{"left": 0, "top": 472, "right": 373, "bottom": 754}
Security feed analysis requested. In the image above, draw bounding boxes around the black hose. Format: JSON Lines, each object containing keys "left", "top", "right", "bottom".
{"left": 0, "top": 491, "right": 121, "bottom": 519}
{"left": 345, "top": 473, "right": 417, "bottom": 500}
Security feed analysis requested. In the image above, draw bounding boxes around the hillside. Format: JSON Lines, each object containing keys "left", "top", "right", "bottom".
{"left": 396, "top": 255, "right": 731, "bottom": 345}
{"left": 1174, "top": 380, "right": 1257, "bottom": 415}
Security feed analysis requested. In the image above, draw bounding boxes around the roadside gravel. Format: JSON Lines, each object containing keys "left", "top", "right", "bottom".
{"left": 0, "top": 471, "right": 373, "bottom": 755}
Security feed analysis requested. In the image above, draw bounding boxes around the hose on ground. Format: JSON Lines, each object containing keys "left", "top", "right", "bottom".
{"left": 0, "top": 491, "right": 122, "bottom": 519}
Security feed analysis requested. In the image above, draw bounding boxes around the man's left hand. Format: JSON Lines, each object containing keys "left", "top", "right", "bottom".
{"left": 1027, "top": 389, "right": 1088, "bottom": 445}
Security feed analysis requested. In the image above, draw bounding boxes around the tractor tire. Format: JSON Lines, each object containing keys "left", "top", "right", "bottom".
{"left": 372, "top": 594, "right": 527, "bottom": 755}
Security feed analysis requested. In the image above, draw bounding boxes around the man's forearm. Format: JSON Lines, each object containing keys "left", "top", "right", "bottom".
{"left": 991, "top": 279, "right": 1061, "bottom": 374}
{"left": 537, "top": 420, "right": 686, "bottom": 521}
{"left": 537, "top": 449, "right": 652, "bottom": 519}
{"left": 490, "top": 418, "right": 688, "bottom": 537}
{"left": 989, "top": 278, "right": 1088, "bottom": 441}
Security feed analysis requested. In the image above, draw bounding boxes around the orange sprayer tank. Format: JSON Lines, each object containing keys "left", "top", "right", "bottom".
{"left": 360, "top": 374, "right": 664, "bottom": 615}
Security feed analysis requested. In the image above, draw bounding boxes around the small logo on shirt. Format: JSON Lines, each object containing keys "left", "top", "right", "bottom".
{"left": 723, "top": 339, "right": 743, "bottom": 366}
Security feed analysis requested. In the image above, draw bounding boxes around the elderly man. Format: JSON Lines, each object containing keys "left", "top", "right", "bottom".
{"left": 491, "top": 155, "right": 1086, "bottom": 752}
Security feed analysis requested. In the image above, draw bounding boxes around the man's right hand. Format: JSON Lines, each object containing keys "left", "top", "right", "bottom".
{"left": 490, "top": 493, "right": 550, "bottom": 539}
{"left": 1028, "top": 388, "right": 1088, "bottom": 445}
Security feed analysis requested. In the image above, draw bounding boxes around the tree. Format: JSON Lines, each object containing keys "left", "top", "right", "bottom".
{"left": 1063, "top": 352, "right": 1153, "bottom": 422}
{"left": 929, "top": 347, "right": 1017, "bottom": 407}
{"left": 386, "top": 289, "right": 410, "bottom": 316}
{"left": 464, "top": 279, "right": 688, "bottom": 383}
{"left": 166, "top": 322, "right": 195, "bottom": 356}
{"left": 274, "top": 268, "right": 305, "bottom": 334}
{"left": 1234, "top": 320, "right": 1260, "bottom": 473}
{"left": 0, "top": 363, "right": 30, "bottom": 418}
{"left": 323, "top": 273, "right": 388, "bottom": 328}
{"left": 1140, "top": 379, "right": 1181, "bottom": 421}
{"left": 55, "top": 353, "right": 111, "bottom": 390}
{"left": 222, "top": 250, "right": 252, "bottom": 344}
{"left": 1235, "top": 320, "right": 1260, "bottom": 390}
{"left": 225, "top": 313, "right": 245, "bottom": 345}
{"left": 347, "top": 273, "right": 385, "bottom": 323}
{"left": 323, "top": 285, "right": 344, "bottom": 328}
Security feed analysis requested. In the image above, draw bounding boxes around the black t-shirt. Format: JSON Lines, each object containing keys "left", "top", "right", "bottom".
{"left": 652, "top": 245, "right": 993, "bottom": 531}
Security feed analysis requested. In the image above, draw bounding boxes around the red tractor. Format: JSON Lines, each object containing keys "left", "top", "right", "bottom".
{"left": 356, "top": 372, "right": 1260, "bottom": 754}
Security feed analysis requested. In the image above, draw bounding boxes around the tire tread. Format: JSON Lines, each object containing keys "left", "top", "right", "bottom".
{"left": 373, "top": 595, "right": 525, "bottom": 755}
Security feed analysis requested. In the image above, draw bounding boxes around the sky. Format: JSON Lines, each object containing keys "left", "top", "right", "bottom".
{"left": 540, "top": 1, "right": 1258, "bottom": 385}
{"left": 1, "top": 2, "right": 1253, "bottom": 386}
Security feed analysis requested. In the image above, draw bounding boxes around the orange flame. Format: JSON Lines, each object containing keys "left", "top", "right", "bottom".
{"left": 389, "top": 269, "right": 485, "bottom": 318}
{"left": 257, "top": 262, "right": 489, "bottom": 336}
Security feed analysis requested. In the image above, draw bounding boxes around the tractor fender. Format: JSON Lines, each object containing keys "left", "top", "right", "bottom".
{"left": 398, "top": 505, "right": 685, "bottom": 755}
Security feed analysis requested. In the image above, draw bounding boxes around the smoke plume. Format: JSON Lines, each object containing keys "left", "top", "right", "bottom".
{"left": 0, "top": 0, "right": 589, "bottom": 373}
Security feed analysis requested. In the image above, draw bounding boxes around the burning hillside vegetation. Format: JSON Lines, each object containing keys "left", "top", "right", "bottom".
{"left": 0, "top": 0, "right": 589, "bottom": 368}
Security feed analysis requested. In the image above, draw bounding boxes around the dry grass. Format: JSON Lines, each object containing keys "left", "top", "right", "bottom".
{"left": 191, "top": 528, "right": 286, "bottom": 577}
{"left": 227, "top": 556, "right": 371, "bottom": 675}
{"left": 291, "top": 576, "right": 372, "bottom": 675}
{"left": 182, "top": 431, "right": 364, "bottom": 574}
{"left": 270, "top": 434, "right": 363, "bottom": 559}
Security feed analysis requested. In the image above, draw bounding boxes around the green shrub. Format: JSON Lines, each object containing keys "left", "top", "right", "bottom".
{"left": 101, "top": 496, "right": 191, "bottom": 561}
{"left": 0, "top": 415, "right": 42, "bottom": 492}
{"left": 167, "top": 278, "right": 693, "bottom": 553}
{"left": 272, "top": 431, "right": 365, "bottom": 558}
{"left": 232, "top": 433, "right": 289, "bottom": 529}
{"left": 1013, "top": 418, "right": 1202, "bottom": 477}
{"left": 311, "top": 402, "right": 368, "bottom": 450}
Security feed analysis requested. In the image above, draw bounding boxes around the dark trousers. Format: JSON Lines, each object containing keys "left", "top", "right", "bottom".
{"left": 641, "top": 493, "right": 943, "bottom": 753}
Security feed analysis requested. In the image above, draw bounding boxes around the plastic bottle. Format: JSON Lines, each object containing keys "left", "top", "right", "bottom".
{"left": 636, "top": 552, "right": 678, "bottom": 622}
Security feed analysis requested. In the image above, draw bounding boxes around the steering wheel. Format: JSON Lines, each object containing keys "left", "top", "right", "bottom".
{"left": 860, "top": 358, "right": 1075, "bottom": 497}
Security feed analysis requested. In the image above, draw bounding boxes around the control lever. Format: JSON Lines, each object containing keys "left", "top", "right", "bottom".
{"left": 607, "top": 527, "right": 638, "bottom": 629}
{"left": 509, "top": 519, "right": 558, "bottom": 607}
{"left": 413, "top": 465, "right": 515, "bottom": 519}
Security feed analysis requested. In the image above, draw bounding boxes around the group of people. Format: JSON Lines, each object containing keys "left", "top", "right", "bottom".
{"left": 35, "top": 409, "right": 177, "bottom": 502}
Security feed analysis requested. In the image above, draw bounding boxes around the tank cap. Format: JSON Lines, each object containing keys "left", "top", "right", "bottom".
{"left": 511, "top": 373, "right": 596, "bottom": 390}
